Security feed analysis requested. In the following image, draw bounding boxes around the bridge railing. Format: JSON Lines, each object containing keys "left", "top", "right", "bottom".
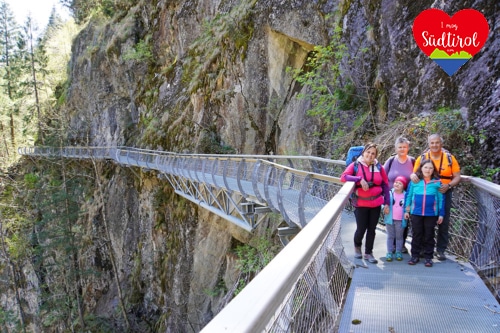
{"left": 447, "top": 176, "right": 500, "bottom": 299}
{"left": 201, "top": 182, "right": 355, "bottom": 332}
{"left": 18, "top": 146, "right": 500, "bottom": 328}
{"left": 201, "top": 175, "right": 500, "bottom": 332}
{"left": 18, "top": 146, "right": 347, "bottom": 231}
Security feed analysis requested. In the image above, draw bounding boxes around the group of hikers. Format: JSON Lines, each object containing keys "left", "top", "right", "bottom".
{"left": 340, "top": 134, "right": 461, "bottom": 267}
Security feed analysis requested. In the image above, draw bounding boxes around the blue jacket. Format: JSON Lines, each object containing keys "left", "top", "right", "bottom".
{"left": 383, "top": 189, "right": 408, "bottom": 228}
{"left": 404, "top": 178, "right": 445, "bottom": 217}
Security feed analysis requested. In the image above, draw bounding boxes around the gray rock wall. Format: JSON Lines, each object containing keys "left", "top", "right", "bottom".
{"left": 50, "top": 0, "right": 500, "bottom": 331}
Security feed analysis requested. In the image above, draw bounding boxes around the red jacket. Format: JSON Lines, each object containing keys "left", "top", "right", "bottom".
{"left": 341, "top": 159, "right": 390, "bottom": 208}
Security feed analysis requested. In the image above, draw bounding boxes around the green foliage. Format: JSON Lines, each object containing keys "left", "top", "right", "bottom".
{"left": 288, "top": 25, "right": 365, "bottom": 129}
{"left": 197, "top": 129, "right": 236, "bottom": 154}
{"left": 24, "top": 173, "right": 39, "bottom": 189}
{"left": 183, "top": 0, "right": 257, "bottom": 97}
{"left": 122, "top": 39, "right": 153, "bottom": 62}
{"left": 396, "top": 107, "right": 495, "bottom": 180}
{"left": 290, "top": 26, "right": 347, "bottom": 117}
{"left": 287, "top": 23, "right": 369, "bottom": 155}
{"left": 61, "top": 0, "right": 136, "bottom": 23}
{"left": 0, "top": 306, "right": 21, "bottom": 331}
{"left": 79, "top": 314, "right": 115, "bottom": 333}
{"left": 234, "top": 235, "right": 280, "bottom": 294}
{"left": 203, "top": 279, "right": 227, "bottom": 297}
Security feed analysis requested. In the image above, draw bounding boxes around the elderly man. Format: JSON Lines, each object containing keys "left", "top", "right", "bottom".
{"left": 410, "top": 134, "right": 461, "bottom": 261}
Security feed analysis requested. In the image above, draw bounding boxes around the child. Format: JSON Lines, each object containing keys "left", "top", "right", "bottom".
{"left": 404, "top": 159, "right": 444, "bottom": 267}
{"left": 384, "top": 176, "right": 408, "bottom": 262}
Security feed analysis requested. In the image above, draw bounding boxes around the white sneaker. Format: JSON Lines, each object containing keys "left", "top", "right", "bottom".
{"left": 364, "top": 253, "right": 378, "bottom": 264}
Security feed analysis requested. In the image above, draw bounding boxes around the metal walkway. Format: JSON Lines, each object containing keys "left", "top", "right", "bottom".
{"left": 18, "top": 146, "right": 500, "bottom": 332}
{"left": 18, "top": 146, "right": 345, "bottom": 243}
{"left": 339, "top": 211, "right": 500, "bottom": 333}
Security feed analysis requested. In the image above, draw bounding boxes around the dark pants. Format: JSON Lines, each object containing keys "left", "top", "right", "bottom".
{"left": 354, "top": 206, "right": 381, "bottom": 255}
{"left": 436, "top": 189, "right": 452, "bottom": 252}
{"left": 410, "top": 215, "right": 438, "bottom": 259}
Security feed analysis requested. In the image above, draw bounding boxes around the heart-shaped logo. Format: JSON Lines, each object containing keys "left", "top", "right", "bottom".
{"left": 413, "top": 8, "right": 489, "bottom": 76}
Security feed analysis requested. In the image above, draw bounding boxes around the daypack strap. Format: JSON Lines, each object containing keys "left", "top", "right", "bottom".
{"left": 357, "top": 195, "right": 382, "bottom": 201}
{"left": 422, "top": 151, "right": 453, "bottom": 178}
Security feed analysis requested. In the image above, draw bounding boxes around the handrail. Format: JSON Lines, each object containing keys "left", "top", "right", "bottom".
{"left": 17, "top": 146, "right": 345, "bottom": 164}
{"left": 461, "top": 175, "right": 500, "bottom": 197}
{"left": 18, "top": 146, "right": 346, "bottom": 232}
{"left": 200, "top": 181, "right": 355, "bottom": 332}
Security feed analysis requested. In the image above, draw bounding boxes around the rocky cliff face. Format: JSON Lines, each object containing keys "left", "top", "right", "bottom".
{"left": 17, "top": 0, "right": 499, "bottom": 331}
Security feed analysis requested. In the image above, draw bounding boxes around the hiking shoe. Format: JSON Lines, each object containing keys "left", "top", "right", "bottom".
{"left": 395, "top": 252, "right": 403, "bottom": 261}
{"left": 425, "top": 259, "right": 433, "bottom": 267}
{"left": 408, "top": 257, "right": 419, "bottom": 265}
{"left": 354, "top": 247, "right": 362, "bottom": 259}
{"left": 402, "top": 246, "right": 408, "bottom": 254}
{"left": 364, "top": 253, "right": 378, "bottom": 264}
{"left": 435, "top": 251, "right": 446, "bottom": 261}
{"left": 386, "top": 252, "right": 393, "bottom": 262}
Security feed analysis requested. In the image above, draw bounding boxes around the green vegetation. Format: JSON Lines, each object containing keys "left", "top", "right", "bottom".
{"left": 183, "top": 0, "right": 257, "bottom": 97}
{"left": 60, "top": 0, "right": 137, "bottom": 24}
{"left": 287, "top": 18, "right": 376, "bottom": 156}
{"left": 122, "top": 39, "right": 153, "bottom": 62}
{"left": 0, "top": 3, "right": 78, "bottom": 170}
{"left": 233, "top": 235, "right": 280, "bottom": 294}
{"left": 198, "top": 127, "right": 236, "bottom": 154}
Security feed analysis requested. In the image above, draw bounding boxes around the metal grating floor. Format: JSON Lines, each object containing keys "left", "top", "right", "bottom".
{"left": 338, "top": 211, "right": 500, "bottom": 333}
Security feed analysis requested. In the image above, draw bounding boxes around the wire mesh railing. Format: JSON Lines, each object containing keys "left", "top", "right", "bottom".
{"left": 17, "top": 146, "right": 346, "bottom": 232}
{"left": 201, "top": 183, "right": 355, "bottom": 332}
{"left": 447, "top": 176, "right": 500, "bottom": 300}
{"left": 17, "top": 146, "right": 500, "bottom": 330}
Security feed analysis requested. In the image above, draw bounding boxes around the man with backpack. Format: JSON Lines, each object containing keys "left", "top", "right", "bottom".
{"left": 410, "top": 133, "right": 461, "bottom": 261}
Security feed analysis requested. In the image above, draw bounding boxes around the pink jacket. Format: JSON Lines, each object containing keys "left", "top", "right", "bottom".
{"left": 341, "top": 158, "right": 390, "bottom": 208}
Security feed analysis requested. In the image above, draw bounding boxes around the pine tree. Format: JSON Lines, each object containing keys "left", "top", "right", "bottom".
{"left": 19, "top": 14, "right": 49, "bottom": 144}
{"left": 0, "top": 1, "right": 21, "bottom": 155}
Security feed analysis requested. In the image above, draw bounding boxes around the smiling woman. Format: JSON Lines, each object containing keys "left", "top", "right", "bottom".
{"left": 5, "top": 0, "right": 69, "bottom": 28}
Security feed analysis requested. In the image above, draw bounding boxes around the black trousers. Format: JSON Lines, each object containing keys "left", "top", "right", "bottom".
{"left": 354, "top": 206, "right": 381, "bottom": 255}
{"left": 410, "top": 215, "right": 438, "bottom": 260}
{"left": 436, "top": 189, "right": 452, "bottom": 252}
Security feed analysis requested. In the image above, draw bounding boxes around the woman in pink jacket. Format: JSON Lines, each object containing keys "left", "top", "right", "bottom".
{"left": 341, "top": 143, "right": 390, "bottom": 263}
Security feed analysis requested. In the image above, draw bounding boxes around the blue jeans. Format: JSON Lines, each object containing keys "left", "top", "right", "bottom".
{"left": 386, "top": 220, "right": 404, "bottom": 252}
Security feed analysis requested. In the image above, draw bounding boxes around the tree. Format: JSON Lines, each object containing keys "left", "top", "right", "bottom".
{"left": 0, "top": 1, "right": 21, "bottom": 155}
{"left": 18, "top": 14, "right": 49, "bottom": 144}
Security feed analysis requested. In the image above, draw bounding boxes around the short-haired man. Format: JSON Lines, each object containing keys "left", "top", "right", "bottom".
{"left": 410, "top": 134, "right": 461, "bottom": 261}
